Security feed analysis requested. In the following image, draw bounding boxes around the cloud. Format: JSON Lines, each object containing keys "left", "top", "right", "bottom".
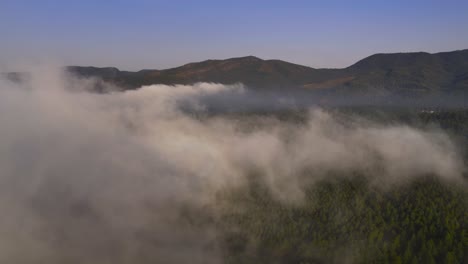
{"left": 0, "top": 67, "right": 464, "bottom": 263}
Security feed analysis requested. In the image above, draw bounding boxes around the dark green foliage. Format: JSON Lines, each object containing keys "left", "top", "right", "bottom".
{"left": 215, "top": 176, "right": 467, "bottom": 264}
{"left": 207, "top": 108, "right": 468, "bottom": 264}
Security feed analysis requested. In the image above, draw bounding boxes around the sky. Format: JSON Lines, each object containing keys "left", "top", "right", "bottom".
{"left": 1, "top": 0, "right": 468, "bottom": 70}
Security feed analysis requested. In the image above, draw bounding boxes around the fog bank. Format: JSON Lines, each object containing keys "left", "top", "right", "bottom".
{"left": 0, "top": 68, "right": 464, "bottom": 263}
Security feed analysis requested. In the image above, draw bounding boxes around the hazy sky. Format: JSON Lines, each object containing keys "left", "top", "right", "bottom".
{"left": 1, "top": 0, "right": 468, "bottom": 70}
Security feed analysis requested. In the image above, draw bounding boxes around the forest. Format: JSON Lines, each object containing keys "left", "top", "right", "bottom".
{"left": 215, "top": 174, "right": 466, "bottom": 263}
{"left": 190, "top": 108, "right": 468, "bottom": 264}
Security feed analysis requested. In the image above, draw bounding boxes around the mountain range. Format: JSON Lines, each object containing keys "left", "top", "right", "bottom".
{"left": 67, "top": 49, "right": 468, "bottom": 98}
{"left": 4, "top": 49, "right": 468, "bottom": 102}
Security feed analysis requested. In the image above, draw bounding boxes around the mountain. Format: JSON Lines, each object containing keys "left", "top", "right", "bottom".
{"left": 7, "top": 49, "right": 468, "bottom": 99}
{"left": 67, "top": 56, "right": 344, "bottom": 91}
{"left": 342, "top": 49, "right": 468, "bottom": 97}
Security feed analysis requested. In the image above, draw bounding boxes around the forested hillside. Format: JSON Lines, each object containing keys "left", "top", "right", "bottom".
{"left": 215, "top": 175, "right": 467, "bottom": 264}
{"left": 191, "top": 109, "right": 468, "bottom": 264}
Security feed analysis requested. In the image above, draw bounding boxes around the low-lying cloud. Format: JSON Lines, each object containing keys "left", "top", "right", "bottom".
{"left": 0, "top": 68, "right": 465, "bottom": 263}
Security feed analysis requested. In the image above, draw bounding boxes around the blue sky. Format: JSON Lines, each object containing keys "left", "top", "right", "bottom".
{"left": 1, "top": 0, "right": 468, "bottom": 70}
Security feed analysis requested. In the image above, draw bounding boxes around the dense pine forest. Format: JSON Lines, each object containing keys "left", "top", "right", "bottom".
{"left": 190, "top": 108, "right": 468, "bottom": 264}
{"left": 216, "top": 175, "right": 467, "bottom": 264}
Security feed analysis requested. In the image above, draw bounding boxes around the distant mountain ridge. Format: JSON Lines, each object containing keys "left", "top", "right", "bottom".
{"left": 67, "top": 55, "right": 339, "bottom": 90}
{"left": 343, "top": 50, "right": 468, "bottom": 96}
{"left": 6, "top": 49, "right": 467, "bottom": 99}
{"left": 66, "top": 49, "right": 468, "bottom": 98}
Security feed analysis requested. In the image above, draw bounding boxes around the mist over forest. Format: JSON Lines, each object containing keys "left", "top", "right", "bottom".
{"left": 0, "top": 67, "right": 466, "bottom": 263}
{"left": 2, "top": 0, "right": 468, "bottom": 262}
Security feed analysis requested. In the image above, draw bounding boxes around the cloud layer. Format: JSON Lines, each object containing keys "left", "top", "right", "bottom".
{"left": 0, "top": 68, "right": 464, "bottom": 263}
